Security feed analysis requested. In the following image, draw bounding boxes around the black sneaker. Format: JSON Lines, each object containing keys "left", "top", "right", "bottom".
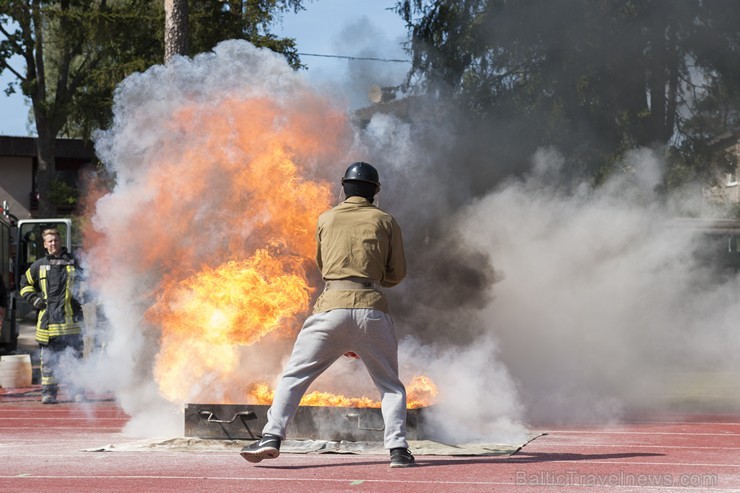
{"left": 390, "top": 448, "right": 415, "bottom": 468}
{"left": 240, "top": 434, "right": 281, "bottom": 463}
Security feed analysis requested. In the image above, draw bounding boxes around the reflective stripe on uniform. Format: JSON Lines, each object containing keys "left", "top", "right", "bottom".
{"left": 64, "top": 265, "right": 75, "bottom": 322}
{"left": 35, "top": 265, "right": 49, "bottom": 342}
{"left": 28, "top": 261, "right": 80, "bottom": 344}
{"left": 20, "top": 269, "right": 36, "bottom": 297}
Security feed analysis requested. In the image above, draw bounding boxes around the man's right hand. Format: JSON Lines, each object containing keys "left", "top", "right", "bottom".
{"left": 33, "top": 298, "right": 47, "bottom": 310}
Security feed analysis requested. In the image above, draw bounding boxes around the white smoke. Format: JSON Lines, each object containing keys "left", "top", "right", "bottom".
{"left": 81, "top": 40, "right": 345, "bottom": 436}
{"left": 68, "top": 38, "right": 739, "bottom": 443}
{"left": 456, "top": 147, "right": 740, "bottom": 424}
{"left": 341, "top": 106, "right": 740, "bottom": 429}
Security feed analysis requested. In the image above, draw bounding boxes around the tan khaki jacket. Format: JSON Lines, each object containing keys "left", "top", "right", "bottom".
{"left": 312, "top": 196, "right": 405, "bottom": 314}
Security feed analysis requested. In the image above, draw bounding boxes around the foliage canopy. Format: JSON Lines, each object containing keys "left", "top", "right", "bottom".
{"left": 395, "top": 0, "right": 740, "bottom": 189}
{"left": 0, "top": 0, "right": 305, "bottom": 215}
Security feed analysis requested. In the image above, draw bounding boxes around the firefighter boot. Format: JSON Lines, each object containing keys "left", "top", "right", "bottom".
{"left": 41, "top": 392, "right": 57, "bottom": 405}
{"left": 41, "top": 383, "right": 58, "bottom": 404}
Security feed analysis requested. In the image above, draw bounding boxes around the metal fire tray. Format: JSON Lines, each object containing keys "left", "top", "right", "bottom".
{"left": 184, "top": 403, "right": 431, "bottom": 441}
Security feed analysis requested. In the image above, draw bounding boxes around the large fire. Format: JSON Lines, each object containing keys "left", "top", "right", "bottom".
{"left": 148, "top": 248, "right": 313, "bottom": 402}
{"left": 87, "top": 73, "right": 438, "bottom": 410}
{"left": 250, "top": 375, "right": 439, "bottom": 409}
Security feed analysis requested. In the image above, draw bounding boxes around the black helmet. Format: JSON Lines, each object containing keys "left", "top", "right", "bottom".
{"left": 342, "top": 162, "right": 380, "bottom": 187}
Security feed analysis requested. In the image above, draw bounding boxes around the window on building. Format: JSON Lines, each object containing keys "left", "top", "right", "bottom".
{"left": 727, "top": 170, "right": 738, "bottom": 187}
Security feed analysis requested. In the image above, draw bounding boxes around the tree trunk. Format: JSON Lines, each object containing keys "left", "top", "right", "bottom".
{"left": 164, "top": 0, "right": 189, "bottom": 63}
{"left": 664, "top": 25, "right": 679, "bottom": 143}
{"left": 34, "top": 116, "right": 58, "bottom": 217}
{"left": 647, "top": 13, "right": 668, "bottom": 146}
{"left": 28, "top": 1, "right": 56, "bottom": 217}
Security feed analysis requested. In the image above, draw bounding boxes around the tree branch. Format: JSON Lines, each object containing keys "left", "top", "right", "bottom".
{"left": 0, "top": 58, "right": 26, "bottom": 82}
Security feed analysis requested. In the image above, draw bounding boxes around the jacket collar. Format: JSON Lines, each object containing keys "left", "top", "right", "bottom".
{"left": 343, "top": 196, "right": 373, "bottom": 205}
{"left": 46, "top": 247, "right": 69, "bottom": 260}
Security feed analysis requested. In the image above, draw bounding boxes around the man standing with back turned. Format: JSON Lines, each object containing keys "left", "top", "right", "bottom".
{"left": 240, "top": 161, "right": 415, "bottom": 468}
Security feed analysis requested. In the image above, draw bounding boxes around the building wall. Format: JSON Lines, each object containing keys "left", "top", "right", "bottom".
{"left": 0, "top": 155, "right": 33, "bottom": 217}
{"left": 0, "top": 136, "right": 94, "bottom": 217}
{"left": 704, "top": 136, "right": 740, "bottom": 206}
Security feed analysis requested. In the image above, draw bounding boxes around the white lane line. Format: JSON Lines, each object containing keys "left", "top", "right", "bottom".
{"left": 529, "top": 443, "right": 740, "bottom": 450}
{"left": 538, "top": 430, "right": 740, "bottom": 436}
{"left": 0, "top": 475, "right": 738, "bottom": 492}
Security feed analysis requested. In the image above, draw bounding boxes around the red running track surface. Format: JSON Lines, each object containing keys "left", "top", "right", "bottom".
{"left": 1, "top": 388, "right": 739, "bottom": 493}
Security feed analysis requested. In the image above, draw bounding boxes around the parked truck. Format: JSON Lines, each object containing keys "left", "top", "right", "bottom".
{"left": 1, "top": 201, "right": 73, "bottom": 355}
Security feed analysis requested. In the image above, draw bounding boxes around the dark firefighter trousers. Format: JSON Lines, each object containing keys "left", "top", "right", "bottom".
{"left": 40, "top": 334, "right": 84, "bottom": 399}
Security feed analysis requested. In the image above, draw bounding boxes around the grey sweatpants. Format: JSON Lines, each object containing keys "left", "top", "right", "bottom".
{"left": 262, "top": 308, "right": 409, "bottom": 449}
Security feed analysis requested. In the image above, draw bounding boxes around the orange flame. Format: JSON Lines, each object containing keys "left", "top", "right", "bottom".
{"left": 149, "top": 249, "right": 314, "bottom": 402}
{"left": 406, "top": 375, "right": 440, "bottom": 409}
{"left": 85, "top": 83, "right": 441, "bottom": 408}
{"left": 248, "top": 375, "right": 439, "bottom": 409}
{"left": 128, "top": 95, "right": 342, "bottom": 403}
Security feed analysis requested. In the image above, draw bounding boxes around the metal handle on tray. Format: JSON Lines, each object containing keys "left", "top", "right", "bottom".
{"left": 199, "top": 410, "right": 257, "bottom": 424}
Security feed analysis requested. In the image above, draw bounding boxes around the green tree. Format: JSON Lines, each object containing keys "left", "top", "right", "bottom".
{"left": 396, "top": 0, "right": 740, "bottom": 188}
{"left": 189, "top": 0, "right": 304, "bottom": 68}
{"left": 0, "top": 0, "right": 304, "bottom": 216}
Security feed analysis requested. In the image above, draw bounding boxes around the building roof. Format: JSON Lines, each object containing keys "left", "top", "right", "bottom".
{"left": 0, "top": 136, "right": 94, "bottom": 160}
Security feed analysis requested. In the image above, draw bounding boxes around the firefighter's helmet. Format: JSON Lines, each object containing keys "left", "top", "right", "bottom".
{"left": 342, "top": 162, "right": 380, "bottom": 187}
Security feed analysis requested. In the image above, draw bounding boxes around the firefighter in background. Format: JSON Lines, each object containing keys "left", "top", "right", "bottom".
{"left": 20, "top": 228, "right": 84, "bottom": 404}
{"left": 240, "top": 162, "right": 416, "bottom": 468}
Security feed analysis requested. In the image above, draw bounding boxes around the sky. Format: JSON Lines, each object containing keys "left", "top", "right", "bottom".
{"left": 0, "top": 0, "right": 409, "bottom": 137}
